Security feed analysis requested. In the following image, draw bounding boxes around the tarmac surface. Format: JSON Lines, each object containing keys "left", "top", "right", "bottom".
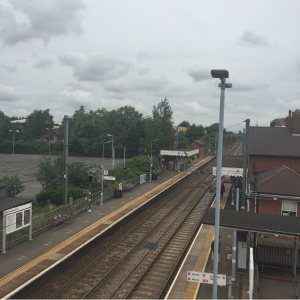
{"left": 0, "top": 153, "right": 124, "bottom": 199}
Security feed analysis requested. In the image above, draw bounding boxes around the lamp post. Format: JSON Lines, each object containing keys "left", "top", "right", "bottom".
{"left": 108, "top": 134, "right": 114, "bottom": 168}
{"left": 9, "top": 129, "right": 19, "bottom": 168}
{"left": 46, "top": 127, "right": 51, "bottom": 155}
{"left": 211, "top": 69, "right": 232, "bottom": 299}
{"left": 101, "top": 140, "right": 112, "bottom": 205}
{"left": 9, "top": 129, "right": 19, "bottom": 155}
{"left": 150, "top": 138, "right": 158, "bottom": 182}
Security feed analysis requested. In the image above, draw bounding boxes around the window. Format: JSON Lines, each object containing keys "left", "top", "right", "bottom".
{"left": 282, "top": 201, "right": 297, "bottom": 216}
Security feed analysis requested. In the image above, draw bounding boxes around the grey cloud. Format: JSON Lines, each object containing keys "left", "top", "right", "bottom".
{"left": 0, "top": 85, "right": 20, "bottom": 102}
{"left": 0, "top": 0, "right": 85, "bottom": 46}
{"left": 233, "top": 82, "right": 270, "bottom": 91}
{"left": 103, "top": 77, "right": 169, "bottom": 94}
{"left": 187, "top": 67, "right": 210, "bottom": 82}
{"left": 59, "top": 53, "right": 132, "bottom": 82}
{"left": 137, "top": 52, "right": 152, "bottom": 62}
{"left": 137, "top": 67, "right": 150, "bottom": 75}
{"left": 297, "top": 61, "right": 300, "bottom": 73}
{"left": 0, "top": 64, "right": 17, "bottom": 72}
{"left": 33, "top": 57, "right": 55, "bottom": 69}
{"left": 238, "top": 31, "right": 270, "bottom": 47}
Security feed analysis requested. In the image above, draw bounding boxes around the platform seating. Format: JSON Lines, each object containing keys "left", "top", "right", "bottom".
{"left": 49, "top": 213, "right": 69, "bottom": 228}
{"left": 125, "top": 183, "right": 134, "bottom": 191}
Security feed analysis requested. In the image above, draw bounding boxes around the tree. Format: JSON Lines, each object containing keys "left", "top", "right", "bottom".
{"left": 35, "top": 157, "right": 57, "bottom": 190}
{"left": 185, "top": 123, "right": 205, "bottom": 141}
{"left": 141, "top": 97, "right": 175, "bottom": 153}
{"left": 0, "top": 175, "right": 25, "bottom": 197}
{"left": 35, "top": 156, "right": 92, "bottom": 204}
{"left": 178, "top": 120, "right": 190, "bottom": 127}
{"left": 0, "top": 110, "right": 11, "bottom": 143}
{"left": 27, "top": 109, "right": 54, "bottom": 140}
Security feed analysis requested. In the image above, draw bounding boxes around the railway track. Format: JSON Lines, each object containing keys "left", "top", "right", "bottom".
{"left": 27, "top": 141, "right": 243, "bottom": 299}
{"left": 27, "top": 158, "right": 215, "bottom": 299}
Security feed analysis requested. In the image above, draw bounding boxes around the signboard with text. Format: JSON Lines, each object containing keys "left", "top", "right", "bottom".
{"left": 187, "top": 271, "right": 226, "bottom": 286}
{"left": 103, "top": 176, "right": 116, "bottom": 180}
{"left": 4, "top": 203, "right": 32, "bottom": 234}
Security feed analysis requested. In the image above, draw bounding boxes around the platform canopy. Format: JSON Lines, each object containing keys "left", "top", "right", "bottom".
{"left": 160, "top": 148, "right": 199, "bottom": 157}
{"left": 212, "top": 155, "right": 244, "bottom": 177}
{"left": 202, "top": 208, "right": 300, "bottom": 237}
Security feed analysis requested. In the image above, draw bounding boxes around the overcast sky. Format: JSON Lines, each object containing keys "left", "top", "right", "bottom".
{"left": 1, "top": 0, "right": 299, "bottom": 132}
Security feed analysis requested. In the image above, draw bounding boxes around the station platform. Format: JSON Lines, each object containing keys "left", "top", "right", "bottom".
{"left": 0, "top": 157, "right": 212, "bottom": 299}
{"left": 165, "top": 182, "right": 245, "bottom": 299}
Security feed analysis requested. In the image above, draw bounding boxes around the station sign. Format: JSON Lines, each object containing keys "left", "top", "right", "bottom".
{"left": 4, "top": 203, "right": 32, "bottom": 234}
{"left": 103, "top": 176, "right": 116, "bottom": 180}
{"left": 187, "top": 271, "right": 226, "bottom": 286}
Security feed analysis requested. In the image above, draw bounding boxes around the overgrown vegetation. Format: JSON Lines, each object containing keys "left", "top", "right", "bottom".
{"left": 0, "top": 175, "right": 25, "bottom": 197}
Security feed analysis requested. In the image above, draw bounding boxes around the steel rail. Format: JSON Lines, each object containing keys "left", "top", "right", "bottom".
{"left": 48, "top": 158, "right": 215, "bottom": 299}
{"left": 82, "top": 165, "right": 215, "bottom": 299}
{"left": 123, "top": 181, "right": 215, "bottom": 299}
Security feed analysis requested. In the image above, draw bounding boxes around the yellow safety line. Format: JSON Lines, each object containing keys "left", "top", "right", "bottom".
{"left": 0, "top": 156, "right": 214, "bottom": 283}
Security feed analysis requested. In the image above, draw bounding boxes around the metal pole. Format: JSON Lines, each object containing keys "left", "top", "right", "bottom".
{"left": 228, "top": 276, "right": 232, "bottom": 299}
{"left": 150, "top": 140, "right": 152, "bottom": 182}
{"left": 2, "top": 212, "right": 6, "bottom": 253}
{"left": 293, "top": 237, "right": 297, "bottom": 278}
{"left": 63, "top": 115, "right": 69, "bottom": 205}
{"left": 101, "top": 163, "right": 104, "bottom": 205}
{"left": 48, "top": 128, "right": 50, "bottom": 156}
{"left": 88, "top": 171, "right": 92, "bottom": 212}
{"left": 241, "top": 119, "right": 250, "bottom": 210}
{"left": 101, "top": 143, "right": 104, "bottom": 205}
{"left": 232, "top": 187, "right": 239, "bottom": 281}
{"left": 13, "top": 130, "right": 15, "bottom": 155}
{"left": 213, "top": 78, "right": 226, "bottom": 299}
{"left": 124, "top": 146, "right": 126, "bottom": 167}
{"left": 112, "top": 136, "right": 114, "bottom": 168}
{"left": 28, "top": 206, "right": 32, "bottom": 240}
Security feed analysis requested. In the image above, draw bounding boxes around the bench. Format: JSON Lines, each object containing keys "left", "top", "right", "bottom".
{"left": 125, "top": 183, "right": 134, "bottom": 191}
{"left": 49, "top": 213, "right": 69, "bottom": 228}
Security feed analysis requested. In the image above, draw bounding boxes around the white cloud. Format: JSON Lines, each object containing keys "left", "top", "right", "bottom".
{"left": 0, "top": 64, "right": 17, "bottom": 72}
{"left": 238, "top": 31, "right": 270, "bottom": 47}
{"left": 0, "top": 0, "right": 85, "bottom": 45}
{"left": 33, "top": 57, "right": 55, "bottom": 69}
{"left": 0, "top": 84, "right": 20, "bottom": 101}
{"left": 186, "top": 67, "right": 210, "bottom": 82}
{"left": 59, "top": 52, "right": 132, "bottom": 82}
{"left": 182, "top": 101, "right": 210, "bottom": 115}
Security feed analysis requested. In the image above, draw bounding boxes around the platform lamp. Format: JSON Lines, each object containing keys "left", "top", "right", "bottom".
{"left": 150, "top": 138, "right": 158, "bottom": 182}
{"left": 211, "top": 69, "right": 232, "bottom": 299}
{"left": 101, "top": 140, "right": 112, "bottom": 205}
{"left": 108, "top": 134, "right": 114, "bottom": 168}
{"left": 46, "top": 127, "right": 52, "bottom": 155}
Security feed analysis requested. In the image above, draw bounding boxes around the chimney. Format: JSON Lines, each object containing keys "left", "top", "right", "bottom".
{"left": 292, "top": 109, "right": 300, "bottom": 134}
{"left": 286, "top": 110, "right": 293, "bottom": 128}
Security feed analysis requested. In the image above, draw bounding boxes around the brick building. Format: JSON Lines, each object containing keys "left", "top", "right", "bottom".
{"left": 247, "top": 110, "right": 300, "bottom": 267}
{"left": 189, "top": 140, "right": 205, "bottom": 158}
{"left": 248, "top": 110, "right": 300, "bottom": 172}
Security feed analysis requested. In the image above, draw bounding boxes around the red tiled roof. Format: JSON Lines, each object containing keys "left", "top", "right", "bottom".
{"left": 255, "top": 165, "right": 300, "bottom": 196}
{"left": 248, "top": 126, "right": 300, "bottom": 157}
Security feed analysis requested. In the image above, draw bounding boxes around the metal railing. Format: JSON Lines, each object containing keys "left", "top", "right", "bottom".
{"left": 0, "top": 172, "right": 151, "bottom": 250}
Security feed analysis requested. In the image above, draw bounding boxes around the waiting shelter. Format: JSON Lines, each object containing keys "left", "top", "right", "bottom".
{"left": 160, "top": 148, "right": 199, "bottom": 172}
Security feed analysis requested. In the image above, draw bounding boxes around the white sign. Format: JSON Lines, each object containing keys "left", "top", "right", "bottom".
{"left": 4, "top": 203, "right": 32, "bottom": 234}
{"left": 103, "top": 176, "right": 116, "bottom": 180}
{"left": 187, "top": 271, "right": 226, "bottom": 286}
{"left": 104, "top": 170, "right": 108, "bottom": 175}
